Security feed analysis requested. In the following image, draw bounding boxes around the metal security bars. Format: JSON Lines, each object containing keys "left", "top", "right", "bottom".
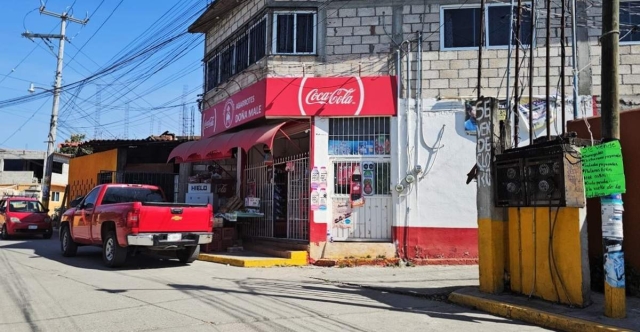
{"left": 331, "top": 160, "right": 393, "bottom": 241}
{"left": 205, "top": 16, "right": 267, "bottom": 92}
{"left": 328, "top": 117, "right": 391, "bottom": 156}
{"left": 243, "top": 154, "right": 310, "bottom": 241}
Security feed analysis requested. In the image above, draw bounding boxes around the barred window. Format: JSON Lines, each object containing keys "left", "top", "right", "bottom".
{"left": 328, "top": 117, "right": 391, "bottom": 156}
{"left": 333, "top": 161, "right": 391, "bottom": 196}
{"left": 273, "top": 11, "right": 317, "bottom": 55}
{"left": 205, "top": 16, "right": 267, "bottom": 92}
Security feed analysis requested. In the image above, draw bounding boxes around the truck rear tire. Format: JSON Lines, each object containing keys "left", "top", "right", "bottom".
{"left": 60, "top": 225, "right": 77, "bottom": 257}
{"left": 176, "top": 245, "right": 200, "bottom": 264}
{"left": 103, "top": 231, "right": 127, "bottom": 268}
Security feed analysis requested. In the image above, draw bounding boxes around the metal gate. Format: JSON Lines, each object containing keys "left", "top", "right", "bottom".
{"left": 330, "top": 160, "right": 393, "bottom": 241}
{"left": 244, "top": 154, "right": 309, "bottom": 241}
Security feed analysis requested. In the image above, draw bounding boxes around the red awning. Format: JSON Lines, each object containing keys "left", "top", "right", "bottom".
{"left": 167, "top": 122, "right": 288, "bottom": 163}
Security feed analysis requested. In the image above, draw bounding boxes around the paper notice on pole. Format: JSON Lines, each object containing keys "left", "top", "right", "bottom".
{"left": 602, "top": 203, "right": 624, "bottom": 240}
{"left": 602, "top": 205, "right": 624, "bottom": 239}
{"left": 581, "top": 141, "right": 626, "bottom": 198}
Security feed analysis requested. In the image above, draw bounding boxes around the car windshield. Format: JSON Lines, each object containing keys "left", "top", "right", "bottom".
{"left": 101, "top": 187, "right": 165, "bottom": 205}
{"left": 9, "top": 200, "right": 45, "bottom": 213}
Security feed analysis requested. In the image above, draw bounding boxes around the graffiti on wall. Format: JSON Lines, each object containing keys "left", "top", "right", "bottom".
{"left": 476, "top": 99, "right": 492, "bottom": 188}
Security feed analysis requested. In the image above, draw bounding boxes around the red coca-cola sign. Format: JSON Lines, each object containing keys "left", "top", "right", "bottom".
{"left": 267, "top": 76, "right": 396, "bottom": 117}
{"left": 201, "top": 77, "right": 397, "bottom": 137}
{"left": 298, "top": 77, "right": 365, "bottom": 116}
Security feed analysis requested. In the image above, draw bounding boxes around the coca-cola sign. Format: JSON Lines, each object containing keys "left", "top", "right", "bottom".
{"left": 201, "top": 77, "right": 396, "bottom": 137}
{"left": 297, "top": 77, "right": 365, "bottom": 116}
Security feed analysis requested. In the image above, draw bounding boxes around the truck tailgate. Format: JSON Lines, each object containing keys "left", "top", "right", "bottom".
{"left": 137, "top": 203, "right": 211, "bottom": 233}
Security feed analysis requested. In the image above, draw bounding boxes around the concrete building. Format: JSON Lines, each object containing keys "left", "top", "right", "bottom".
{"left": 0, "top": 149, "right": 70, "bottom": 212}
{"left": 179, "top": 0, "right": 640, "bottom": 263}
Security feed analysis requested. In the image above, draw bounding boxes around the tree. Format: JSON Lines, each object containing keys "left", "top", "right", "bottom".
{"left": 58, "top": 134, "right": 92, "bottom": 156}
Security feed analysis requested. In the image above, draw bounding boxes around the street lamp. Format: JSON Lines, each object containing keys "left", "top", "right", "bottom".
{"left": 28, "top": 83, "right": 49, "bottom": 94}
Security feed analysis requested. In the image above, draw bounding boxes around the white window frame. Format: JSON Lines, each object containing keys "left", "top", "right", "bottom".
{"left": 440, "top": 2, "right": 534, "bottom": 51}
{"left": 272, "top": 11, "right": 317, "bottom": 55}
{"left": 620, "top": 0, "right": 640, "bottom": 45}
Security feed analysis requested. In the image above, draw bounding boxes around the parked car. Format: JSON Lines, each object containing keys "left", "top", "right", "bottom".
{"left": 0, "top": 197, "right": 53, "bottom": 240}
{"left": 60, "top": 184, "right": 214, "bottom": 268}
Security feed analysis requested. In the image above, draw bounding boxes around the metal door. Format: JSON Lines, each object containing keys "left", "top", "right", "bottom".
{"left": 330, "top": 160, "right": 392, "bottom": 241}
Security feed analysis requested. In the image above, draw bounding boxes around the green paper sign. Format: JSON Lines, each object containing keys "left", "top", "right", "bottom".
{"left": 581, "top": 141, "right": 626, "bottom": 198}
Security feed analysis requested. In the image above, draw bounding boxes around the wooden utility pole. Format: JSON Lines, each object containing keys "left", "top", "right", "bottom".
{"left": 601, "top": 0, "right": 625, "bottom": 319}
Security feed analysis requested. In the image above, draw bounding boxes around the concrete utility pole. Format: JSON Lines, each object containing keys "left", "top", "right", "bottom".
{"left": 600, "top": 0, "right": 625, "bottom": 319}
{"left": 22, "top": 4, "right": 88, "bottom": 209}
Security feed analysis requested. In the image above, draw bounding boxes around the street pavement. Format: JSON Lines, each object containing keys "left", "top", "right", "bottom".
{"left": 0, "top": 234, "right": 551, "bottom": 332}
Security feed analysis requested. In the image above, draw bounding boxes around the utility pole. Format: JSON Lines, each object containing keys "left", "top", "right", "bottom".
{"left": 22, "top": 4, "right": 88, "bottom": 210}
{"left": 601, "top": 0, "right": 625, "bottom": 319}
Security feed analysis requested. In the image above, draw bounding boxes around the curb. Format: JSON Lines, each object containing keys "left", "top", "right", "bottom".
{"left": 448, "top": 291, "right": 633, "bottom": 332}
{"left": 197, "top": 253, "right": 307, "bottom": 268}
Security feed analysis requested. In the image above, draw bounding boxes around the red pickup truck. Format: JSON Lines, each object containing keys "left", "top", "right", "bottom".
{"left": 60, "top": 184, "right": 213, "bottom": 268}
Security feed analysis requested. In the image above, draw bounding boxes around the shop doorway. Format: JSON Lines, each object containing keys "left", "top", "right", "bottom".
{"left": 244, "top": 154, "right": 310, "bottom": 241}
{"left": 330, "top": 160, "right": 393, "bottom": 241}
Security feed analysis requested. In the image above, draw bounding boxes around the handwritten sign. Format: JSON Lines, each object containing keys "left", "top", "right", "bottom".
{"left": 581, "top": 141, "right": 626, "bottom": 198}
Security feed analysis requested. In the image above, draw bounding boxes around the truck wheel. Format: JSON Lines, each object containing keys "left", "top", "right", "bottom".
{"left": 176, "top": 245, "right": 200, "bottom": 264}
{"left": 1, "top": 224, "right": 10, "bottom": 240}
{"left": 60, "top": 225, "right": 77, "bottom": 257}
{"left": 103, "top": 231, "right": 127, "bottom": 268}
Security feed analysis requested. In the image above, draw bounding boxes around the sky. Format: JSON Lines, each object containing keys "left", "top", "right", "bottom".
{"left": 0, "top": 0, "right": 206, "bottom": 151}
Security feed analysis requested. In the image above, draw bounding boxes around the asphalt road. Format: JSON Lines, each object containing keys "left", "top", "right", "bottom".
{"left": 0, "top": 233, "right": 550, "bottom": 332}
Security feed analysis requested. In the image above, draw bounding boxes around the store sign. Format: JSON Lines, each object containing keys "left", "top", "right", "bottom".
{"left": 188, "top": 183, "right": 211, "bottom": 193}
{"left": 201, "top": 77, "right": 397, "bottom": 137}
{"left": 267, "top": 76, "right": 397, "bottom": 117}
{"left": 202, "top": 80, "right": 267, "bottom": 137}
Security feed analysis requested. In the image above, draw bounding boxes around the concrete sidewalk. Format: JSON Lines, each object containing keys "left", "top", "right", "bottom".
{"left": 296, "top": 265, "right": 639, "bottom": 332}
{"left": 303, "top": 265, "right": 479, "bottom": 298}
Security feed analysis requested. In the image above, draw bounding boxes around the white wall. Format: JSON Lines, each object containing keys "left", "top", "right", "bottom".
{"left": 51, "top": 163, "right": 69, "bottom": 186}
{"left": 394, "top": 99, "right": 477, "bottom": 229}
{"left": 394, "top": 96, "right": 586, "bottom": 230}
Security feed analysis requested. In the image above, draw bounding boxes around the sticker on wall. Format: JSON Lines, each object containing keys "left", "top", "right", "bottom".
{"left": 333, "top": 199, "right": 353, "bottom": 229}
{"left": 319, "top": 188, "right": 327, "bottom": 211}
{"left": 350, "top": 165, "right": 365, "bottom": 208}
{"left": 319, "top": 166, "right": 328, "bottom": 189}
{"left": 310, "top": 166, "right": 319, "bottom": 189}
{"left": 310, "top": 189, "right": 320, "bottom": 211}
{"left": 362, "top": 162, "right": 375, "bottom": 196}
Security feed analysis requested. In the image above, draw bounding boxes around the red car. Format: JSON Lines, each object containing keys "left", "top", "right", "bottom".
{"left": 0, "top": 197, "right": 53, "bottom": 240}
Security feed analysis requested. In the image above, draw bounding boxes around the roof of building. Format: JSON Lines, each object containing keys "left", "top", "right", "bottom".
{"left": 76, "top": 131, "right": 200, "bottom": 153}
{"left": 189, "top": 0, "right": 250, "bottom": 33}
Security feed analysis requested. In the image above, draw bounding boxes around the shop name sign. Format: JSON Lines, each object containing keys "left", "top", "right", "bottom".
{"left": 202, "top": 80, "right": 267, "bottom": 137}
{"left": 188, "top": 183, "right": 211, "bottom": 193}
{"left": 298, "top": 77, "right": 365, "bottom": 116}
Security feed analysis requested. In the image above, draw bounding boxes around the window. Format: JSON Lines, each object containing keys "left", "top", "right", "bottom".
{"left": 272, "top": 11, "right": 317, "bottom": 54}
{"left": 80, "top": 187, "right": 101, "bottom": 209}
{"left": 206, "top": 55, "right": 220, "bottom": 92}
{"left": 441, "top": 4, "right": 533, "bottom": 50}
{"left": 101, "top": 187, "right": 165, "bottom": 205}
{"left": 51, "top": 192, "right": 60, "bottom": 202}
{"left": 205, "top": 16, "right": 267, "bottom": 93}
{"left": 621, "top": 1, "right": 640, "bottom": 43}
{"left": 333, "top": 161, "right": 392, "bottom": 196}
{"left": 8, "top": 200, "right": 46, "bottom": 213}
{"left": 328, "top": 118, "right": 391, "bottom": 156}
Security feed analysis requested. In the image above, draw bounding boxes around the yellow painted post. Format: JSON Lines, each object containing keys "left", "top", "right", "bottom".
{"left": 476, "top": 97, "right": 508, "bottom": 294}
